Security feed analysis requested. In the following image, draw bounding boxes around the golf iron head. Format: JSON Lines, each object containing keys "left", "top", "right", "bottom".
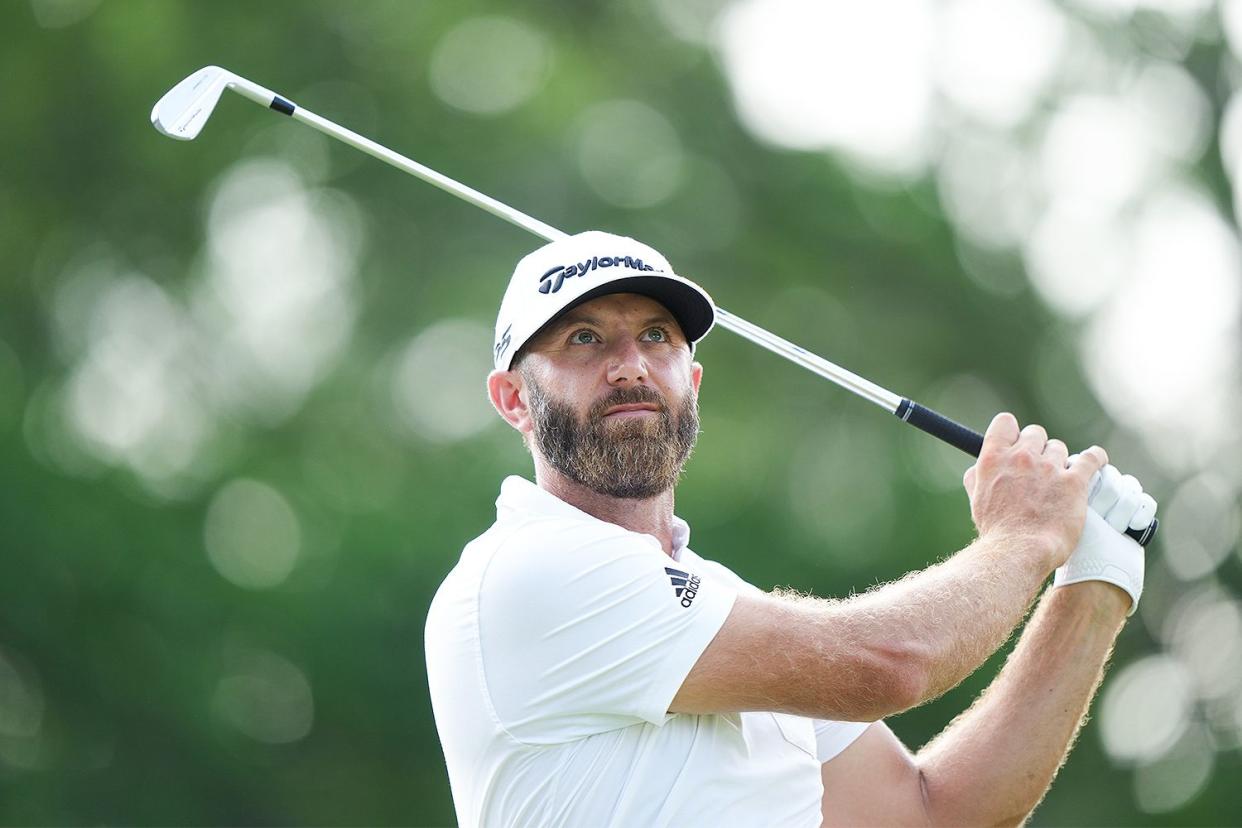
{"left": 151, "top": 65, "right": 283, "bottom": 140}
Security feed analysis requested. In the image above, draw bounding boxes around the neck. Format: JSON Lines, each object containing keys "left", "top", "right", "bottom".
{"left": 534, "top": 461, "right": 678, "bottom": 556}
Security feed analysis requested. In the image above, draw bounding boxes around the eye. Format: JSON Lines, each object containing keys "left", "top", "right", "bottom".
{"left": 642, "top": 327, "right": 670, "bottom": 342}
{"left": 570, "top": 329, "right": 598, "bottom": 345}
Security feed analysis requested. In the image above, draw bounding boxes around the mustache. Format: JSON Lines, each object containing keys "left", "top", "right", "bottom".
{"left": 587, "top": 385, "right": 667, "bottom": 421}
{"left": 525, "top": 375, "right": 700, "bottom": 499}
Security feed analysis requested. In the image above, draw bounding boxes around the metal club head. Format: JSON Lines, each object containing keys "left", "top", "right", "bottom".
{"left": 150, "top": 65, "right": 233, "bottom": 140}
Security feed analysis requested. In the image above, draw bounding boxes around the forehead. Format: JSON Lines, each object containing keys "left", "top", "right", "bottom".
{"left": 558, "top": 292, "right": 676, "bottom": 325}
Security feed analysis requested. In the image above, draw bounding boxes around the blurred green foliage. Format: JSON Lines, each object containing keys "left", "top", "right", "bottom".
{"left": 1, "top": 0, "right": 1239, "bottom": 825}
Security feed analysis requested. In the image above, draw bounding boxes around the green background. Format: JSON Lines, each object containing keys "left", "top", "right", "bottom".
{"left": 2, "top": 0, "right": 1239, "bottom": 824}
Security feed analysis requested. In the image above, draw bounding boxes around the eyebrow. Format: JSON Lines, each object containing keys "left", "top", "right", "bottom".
{"left": 553, "top": 312, "right": 678, "bottom": 331}
{"left": 553, "top": 313, "right": 603, "bottom": 330}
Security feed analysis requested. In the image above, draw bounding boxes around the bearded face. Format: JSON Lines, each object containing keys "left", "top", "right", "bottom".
{"left": 522, "top": 373, "right": 700, "bottom": 499}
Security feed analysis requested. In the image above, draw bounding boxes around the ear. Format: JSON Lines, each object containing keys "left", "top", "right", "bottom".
{"left": 487, "top": 368, "right": 532, "bottom": 435}
{"left": 690, "top": 360, "right": 703, "bottom": 395}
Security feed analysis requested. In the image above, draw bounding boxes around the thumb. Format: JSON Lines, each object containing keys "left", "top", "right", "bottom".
{"left": 963, "top": 464, "right": 977, "bottom": 495}
{"left": 982, "top": 412, "right": 1019, "bottom": 456}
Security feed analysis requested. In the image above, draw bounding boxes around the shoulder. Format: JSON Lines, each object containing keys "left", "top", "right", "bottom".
{"left": 678, "top": 547, "right": 764, "bottom": 596}
{"left": 429, "top": 509, "right": 651, "bottom": 617}
{"left": 482, "top": 514, "right": 664, "bottom": 600}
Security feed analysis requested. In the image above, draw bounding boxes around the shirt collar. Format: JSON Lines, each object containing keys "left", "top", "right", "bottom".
{"left": 497, "top": 475, "right": 692, "bottom": 558}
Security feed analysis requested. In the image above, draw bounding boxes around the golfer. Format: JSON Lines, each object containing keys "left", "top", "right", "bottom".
{"left": 426, "top": 231, "right": 1155, "bottom": 827}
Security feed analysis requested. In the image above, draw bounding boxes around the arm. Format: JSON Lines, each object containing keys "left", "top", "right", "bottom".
{"left": 670, "top": 529, "right": 1055, "bottom": 721}
{"left": 671, "top": 413, "right": 1106, "bottom": 722}
{"left": 820, "top": 580, "right": 1128, "bottom": 827}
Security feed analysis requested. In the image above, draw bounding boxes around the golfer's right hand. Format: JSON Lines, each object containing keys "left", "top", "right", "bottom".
{"left": 962, "top": 412, "right": 1108, "bottom": 570}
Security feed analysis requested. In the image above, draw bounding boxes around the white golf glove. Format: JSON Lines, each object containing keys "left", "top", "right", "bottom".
{"left": 1053, "top": 462, "right": 1157, "bottom": 616}
{"left": 1084, "top": 462, "right": 1158, "bottom": 533}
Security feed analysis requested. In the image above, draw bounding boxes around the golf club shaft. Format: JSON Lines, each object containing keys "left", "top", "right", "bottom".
{"left": 285, "top": 96, "right": 906, "bottom": 404}
{"left": 284, "top": 96, "right": 909, "bottom": 410}
{"left": 295, "top": 106, "right": 571, "bottom": 244}
{"left": 228, "top": 83, "right": 1159, "bottom": 547}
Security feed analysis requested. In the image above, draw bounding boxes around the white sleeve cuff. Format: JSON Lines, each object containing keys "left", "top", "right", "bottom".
{"left": 640, "top": 582, "right": 738, "bottom": 726}
{"left": 813, "top": 719, "right": 872, "bottom": 762}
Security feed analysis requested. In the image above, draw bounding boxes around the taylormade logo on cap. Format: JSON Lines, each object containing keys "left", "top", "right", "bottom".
{"left": 492, "top": 230, "right": 716, "bottom": 371}
{"left": 539, "top": 254, "right": 659, "bottom": 295}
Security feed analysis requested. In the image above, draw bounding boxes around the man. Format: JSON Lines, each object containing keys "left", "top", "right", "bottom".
{"left": 425, "top": 231, "right": 1156, "bottom": 827}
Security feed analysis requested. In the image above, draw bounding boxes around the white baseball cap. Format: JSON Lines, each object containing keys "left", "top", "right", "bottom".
{"left": 492, "top": 230, "right": 716, "bottom": 370}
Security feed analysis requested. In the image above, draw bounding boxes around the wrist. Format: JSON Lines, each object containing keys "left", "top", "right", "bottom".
{"left": 977, "top": 525, "right": 1069, "bottom": 575}
{"left": 1046, "top": 580, "right": 1130, "bottom": 626}
{"left": 1052, "top": 509, "right": 1144, "bottom": 616}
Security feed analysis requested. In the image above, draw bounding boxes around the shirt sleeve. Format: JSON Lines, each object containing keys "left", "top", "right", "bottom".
{"left": 477, "top": 518, "right": 737, "bottom": 744}
{"left": 691, "top": 551, "right": 874, "bottom": 763}
{"left": 813, "top": 719, "right": 873, "bottom": 762}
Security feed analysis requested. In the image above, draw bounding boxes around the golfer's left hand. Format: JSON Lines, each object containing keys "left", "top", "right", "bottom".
{"left": 1082, "top": 461, "right": 1158, "bottom": 532}
{"left": 1053, "top": 465, "right": 1157, "bottom": 616}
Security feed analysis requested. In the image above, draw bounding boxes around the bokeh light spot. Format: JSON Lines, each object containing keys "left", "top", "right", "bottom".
{"left": 430, "top": 16, "right": 552, "bottom": 116}
{"left": 575, "top": 100, "right": 685, "bottom": 209}
{"left": 201, "top": 159, "right": 361, "bottom": 422}
{"left": 204, "top": 479, "right": 302, "bottom": 590}
{"left": 937, "top": 130, "right": 1038, "bottom": 249}
{"left": 1162, "top": 473, "right": 1242, "bottom": 581}
{"left": 935, "top": 0, "right": 1067, "bottom": 128}
{"left": 211, "top": 648, "right": 314, "bottom": 744}
{"left": 1166, "top": 589, "right": 1242, "bottom": 700}
{"left": 1023, "top": 203, "right": 1127, "bottom": 317}
{"left": 716, "top": 0, "right": 934, "bottom": 177}
{"left": 1082, "top": 187, "right": 1241, "bottom": 462}
{"left": 1133, "top": 722, "right": 1215, "bottom": 813}
{"left": 1038, "top": 95, "right": 1153, "bottom": 216}
{"left": 391, "top": 318, "right": 496, "bottom": 444}
{"left": 1100, "top": 654, "right": 1194, "bottom": 763}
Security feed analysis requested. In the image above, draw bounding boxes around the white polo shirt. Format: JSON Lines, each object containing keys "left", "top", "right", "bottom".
{"left": 425, "top": 476, "right": 869, "bottom": 827}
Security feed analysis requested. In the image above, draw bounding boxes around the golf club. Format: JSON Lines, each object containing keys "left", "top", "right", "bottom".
{"left": 150, "top": 65, "right": 1157, "bottom": 547}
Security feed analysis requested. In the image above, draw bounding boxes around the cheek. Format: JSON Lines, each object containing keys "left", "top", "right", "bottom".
{"left": 658, "top": 360, "right": 696, "bottom": 402}
{"left": 566, "top": 380, "right": 605, "bottom": 414}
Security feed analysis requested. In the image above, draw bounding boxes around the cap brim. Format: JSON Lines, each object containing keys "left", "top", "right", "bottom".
{"left": 535, "top": 274, "right": 716, "bottom": 349}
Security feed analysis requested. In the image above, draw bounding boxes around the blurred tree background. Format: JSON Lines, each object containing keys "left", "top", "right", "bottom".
{"left": 2, "top": 0, "right": 1241, "bottom": 824}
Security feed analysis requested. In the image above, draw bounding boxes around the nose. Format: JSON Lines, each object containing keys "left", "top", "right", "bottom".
{"left": 605, "top": 337, "right": 647, "bottom": 386}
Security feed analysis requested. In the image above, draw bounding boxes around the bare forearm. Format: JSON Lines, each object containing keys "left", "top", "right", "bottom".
{"left": 915, "top": 581, "right": 1128, "bottom": 826}
{"left": 828, "top": 530, "right": 1055, "bottom": 711}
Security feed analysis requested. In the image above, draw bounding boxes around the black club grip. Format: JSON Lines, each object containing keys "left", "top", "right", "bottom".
{"left": 894, "top": 399, "right": 1158, "bottom": 547}
{"left": 896, "top": 398, "right": 984, "bottom": 457}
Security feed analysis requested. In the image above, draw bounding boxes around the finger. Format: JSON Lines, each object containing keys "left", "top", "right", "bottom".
{"left": 1103, "top": 474, "right": 1143, "bottom": 533}
{"left": 963, "top": 465, "right": 977, "bottom": 495}
{"left": 1043, "top": 438, "right": 1068, "bottom": 466}
{"left": 981, "top": 412, "right": 1020, "bottom": 455}
{"left": 1091, "top": 464, "right": 1122, "bottom": 514}
{"left": 1068, "top": 454, "right": 1102, "bottom": 497}
{"left": 1016, "top": 423, "right": 1048, "bottom": 453}
{"left": 1068, "top": 445, "right": 1109, "bottom": 483}
{"left": 1129, "top": 492, "right": 1158, "bottom": 531}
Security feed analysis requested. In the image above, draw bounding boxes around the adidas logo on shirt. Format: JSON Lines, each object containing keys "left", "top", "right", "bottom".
{"left": 665, "top": 567, "right": 701, "bottom": 608}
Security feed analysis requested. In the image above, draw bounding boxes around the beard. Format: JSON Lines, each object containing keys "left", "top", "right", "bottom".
{"left": 524, "top": 376, "right": 700, "bottom": 499}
